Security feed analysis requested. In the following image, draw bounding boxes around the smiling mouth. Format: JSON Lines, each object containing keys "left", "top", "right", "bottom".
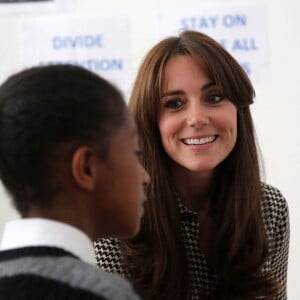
{"left": 182, "top": 135, "right": 217, "bottom": 145}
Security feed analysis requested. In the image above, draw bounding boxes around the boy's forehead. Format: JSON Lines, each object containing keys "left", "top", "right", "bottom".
{"left": 114, "top": 112, "right": 137, "bottom": 140}
{"left": 126, "top": 112, "right": 137, "bottom": 132}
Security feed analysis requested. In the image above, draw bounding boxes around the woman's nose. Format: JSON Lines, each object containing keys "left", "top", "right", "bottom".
{"left": 186, "top": 103, "right": 209, "bottom": 128}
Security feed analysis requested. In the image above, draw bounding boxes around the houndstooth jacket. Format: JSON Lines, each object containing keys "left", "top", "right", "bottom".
{"left": 94, "top": 183, "right": 289, "bottom": 299}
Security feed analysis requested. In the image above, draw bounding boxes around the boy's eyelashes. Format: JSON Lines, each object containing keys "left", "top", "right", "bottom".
{"left": 135, "top": 150, "right": 143, "bottom": 161}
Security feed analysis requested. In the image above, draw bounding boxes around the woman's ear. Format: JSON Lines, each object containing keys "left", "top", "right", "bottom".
{"left": 71, "top": 146, "right": 100, "bottom": 191}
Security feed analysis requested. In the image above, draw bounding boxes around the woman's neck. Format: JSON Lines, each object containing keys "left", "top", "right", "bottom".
{"left": 172, "top": 164, "right": 213, "bottom": 213}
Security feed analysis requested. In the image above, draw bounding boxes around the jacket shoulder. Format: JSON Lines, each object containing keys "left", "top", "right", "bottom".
{"left": 94, "top": 238, "right": 124, "bottom": 275}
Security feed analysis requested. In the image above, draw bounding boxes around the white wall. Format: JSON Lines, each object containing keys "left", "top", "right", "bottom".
{"left": 0, "top": 0, "right": 299, "bottom": 298}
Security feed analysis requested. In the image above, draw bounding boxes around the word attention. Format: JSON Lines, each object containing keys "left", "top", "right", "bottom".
{"left": 40, "top": 58, "right": 123, "bottom": 72}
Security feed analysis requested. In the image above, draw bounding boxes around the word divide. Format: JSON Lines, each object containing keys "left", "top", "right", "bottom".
{"left": 180, "top": 14, "right": 247, "bottom": 30}
{"left": 52, "top": 34, "right": 103, "bottom": 49}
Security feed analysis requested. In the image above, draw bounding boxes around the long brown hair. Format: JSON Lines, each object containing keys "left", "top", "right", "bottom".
{"left": 121, "top": 30, "right": 279, "bottom": 299}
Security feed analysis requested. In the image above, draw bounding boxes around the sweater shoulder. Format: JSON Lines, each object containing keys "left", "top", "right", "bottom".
{"left": 0, "top": 247, "right": 140, "bottom": 300}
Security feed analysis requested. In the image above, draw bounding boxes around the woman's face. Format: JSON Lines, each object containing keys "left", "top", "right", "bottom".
{"left": 158, "top": 55, "right": 237, "bottom": 175}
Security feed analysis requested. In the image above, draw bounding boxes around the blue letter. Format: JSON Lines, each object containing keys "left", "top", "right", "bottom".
{"left": 52, "top": 37, "right": 62, "bottom": 49}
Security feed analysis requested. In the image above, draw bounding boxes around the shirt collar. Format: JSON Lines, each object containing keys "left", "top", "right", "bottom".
{"left": 0, "top": 218, "right": 96, "bottom": 265}
{"left": 176, "top": 193, "right": 199, "bottom": 216}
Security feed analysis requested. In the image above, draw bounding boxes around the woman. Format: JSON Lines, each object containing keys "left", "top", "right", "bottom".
{"left": 95, "top": 30, "right": 289, "bottom": 300}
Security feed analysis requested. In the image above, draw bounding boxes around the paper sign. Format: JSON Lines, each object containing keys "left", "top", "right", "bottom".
{"left": 156, "top": 3, "right": 270, "bottom": 82}
{"left": 18, "top": 15, "right": 131, "bottom": 95}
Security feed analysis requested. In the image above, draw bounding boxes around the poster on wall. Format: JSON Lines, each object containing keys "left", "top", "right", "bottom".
{"left": 18, "top": 15, "right": 131, "bottom": 95}
{"left": 156, "top": 3, "right": 270, "bottom": 82}
{"left": 0, "top": 0, "right": 73, "bottom": 14}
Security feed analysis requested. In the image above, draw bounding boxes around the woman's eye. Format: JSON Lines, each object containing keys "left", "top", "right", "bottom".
{"left": 164, "top": 99, "right": 183, "bottom": 110}
{"left": 207, "top": 94, "right": 223, "bottom": 104}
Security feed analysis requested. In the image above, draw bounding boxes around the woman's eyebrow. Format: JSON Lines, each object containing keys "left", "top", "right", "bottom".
{"left": 161, "top": 90, "right": 184, "bottom": 97}
{"left": 201, "top": 81, "right": 216, "bottom": 91}
{"left": 161, "top": 81, "right": 216, "bottom": 98}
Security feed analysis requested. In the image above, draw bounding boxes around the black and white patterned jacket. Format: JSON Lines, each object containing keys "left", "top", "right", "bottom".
{"left": 95, "top": 183, "right": 289, "bottom": 300}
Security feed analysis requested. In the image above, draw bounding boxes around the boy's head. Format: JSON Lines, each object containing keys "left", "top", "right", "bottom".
{"left": 0, "top": 64, "right": 150, "bottom": 239}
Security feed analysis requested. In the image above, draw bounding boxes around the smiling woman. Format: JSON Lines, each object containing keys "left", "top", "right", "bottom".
{"left": 95, "top": 30, "right": 289, "bottom": 300}
{"left": 158, "top": 55, "right": 237, "bottom": 173}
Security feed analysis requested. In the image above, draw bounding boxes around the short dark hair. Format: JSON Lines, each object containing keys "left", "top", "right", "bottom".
{"left": 0, "top": 64, "right": 126, "bottom": 216}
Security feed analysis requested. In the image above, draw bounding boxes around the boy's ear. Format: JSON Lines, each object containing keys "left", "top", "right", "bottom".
{"left": 71, "top": 146, "right": 101, "bottom": 191}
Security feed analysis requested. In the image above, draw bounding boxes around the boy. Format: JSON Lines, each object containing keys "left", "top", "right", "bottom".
{"left": 0, "top": 64, "right": 150, "bottom": 299}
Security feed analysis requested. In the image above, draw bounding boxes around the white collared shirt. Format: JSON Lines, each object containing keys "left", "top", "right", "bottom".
{"left": 0, "top": 218, "right": 96, "bottom": 265}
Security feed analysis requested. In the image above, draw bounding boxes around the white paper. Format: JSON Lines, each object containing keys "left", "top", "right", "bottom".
{"left": 156, "top": 3, "right": 270, "bottom": 82}
{"left": 18, "top": 15, "right": 131, "bottom": 95}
